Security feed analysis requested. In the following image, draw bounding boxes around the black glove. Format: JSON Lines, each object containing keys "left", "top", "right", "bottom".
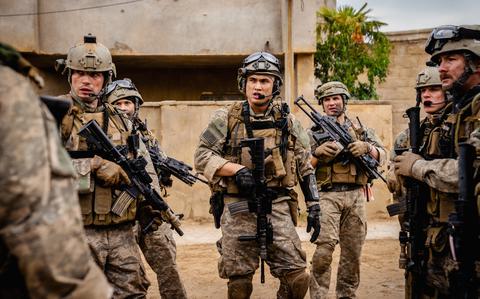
{"left": 307, "top": 204, "right": 321, "bottom": 243}
{"left": 234, "top": 167, "right": 255, "bottom": 197}
{"left": 137, "top": 202, "right": 163, "bottom": 233}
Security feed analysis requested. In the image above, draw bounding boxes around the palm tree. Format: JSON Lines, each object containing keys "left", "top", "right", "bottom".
{"left": 315, "top": 3, "right": 391, "bottom": 100}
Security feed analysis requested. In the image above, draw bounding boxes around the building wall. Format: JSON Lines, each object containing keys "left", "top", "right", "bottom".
{"left": 140, "top": 100, "right": 392, "bottom": 220}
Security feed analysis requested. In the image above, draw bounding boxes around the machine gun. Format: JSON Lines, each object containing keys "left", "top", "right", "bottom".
{"left": 237, "top": 137, "right": 275, "bottom": 284}
{"left": 448, "top": 142, "right": 478, "bottom": 298}
{"left": 78, "top": 119, "right": 183, "bottom": 236}
{"left": 402, "top": 106, "right": 429, "bottom": 299}
{"left": 294, "top": 95, "right": 386, "bottom": 183}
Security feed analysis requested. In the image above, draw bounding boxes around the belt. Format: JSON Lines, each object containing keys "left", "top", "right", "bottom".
{"left": 321, "top": 183, "right": 362, "bottom": 192}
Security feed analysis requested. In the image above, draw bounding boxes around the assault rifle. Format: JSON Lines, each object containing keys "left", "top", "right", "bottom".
{"left": 294, "top": 95, "right": 386, "bottom": 183}
{"left": 448, "top": 142, "right": 478, "bottom": 298}
{"left": 402, "top": 106, "right": 428, "bottom": 299}
{"left": 237, "top": 137, "right": 275, "bottom": 284}
{"left": 148, "top": 146, "right": 208, "bottom": 186}
{"left": 78, "top": 119, "right": 183, "bottom": 236}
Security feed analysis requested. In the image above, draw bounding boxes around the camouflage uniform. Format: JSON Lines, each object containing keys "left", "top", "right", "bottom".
{"left": 309, "top": 117, "right": 386, "bottom": 299}
{"left": 194, "top": 101, "right": 315, "bottom": 298}
{"left": 137, "top": 124, "right": 187, "bottom": 299}
{"left": 394, "top": 25, "right": 480, "bottom": 297}
{"left": 0, "top": 45, "right": 112, "bottom": 298}
{"left": 105, "top": 79, "right": 188, "bottom": 299}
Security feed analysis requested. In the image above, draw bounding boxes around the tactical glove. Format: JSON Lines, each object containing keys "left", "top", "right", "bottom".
{"left": 348, "top": 141, "right": 370, "bottom": 157}
{"left": 137, "top": 202, "right": 163, "bottom": 233}
{"left": 393, "top": 152, "right": 423, "bottom": 177}
{"left": 313, "top": 141, "right": 339, "bottom": 160}
{"left": 91, "top": 155, "right": 131, "bottom": 187}
{"left": 234, "top": 167, "right": 255, "bottom": 196}
{"left": 307, "top": 203, "right": 321, "bottom": 243}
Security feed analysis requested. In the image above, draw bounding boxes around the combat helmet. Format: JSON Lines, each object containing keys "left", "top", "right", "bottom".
{"left": 237, "top": 52, "right": 283, "bottom": 97}
{"left": 315, "top": 81, "right": 351, "bottom": 104}
{"left": 55, "top": 34, "right": 116, "bottom": 83}
{"left": 425, "top": 25, "right": 480, "bottom": 64}
{"left": 104, "top": 78, "right": 143, "bottom": 106}
{"left": 415, "top": 66, "right": 442, "bottom": 90}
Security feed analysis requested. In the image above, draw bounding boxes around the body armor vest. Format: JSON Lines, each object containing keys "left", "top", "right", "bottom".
{"left": 223, "top": 101, "right": 297, "bottom": 194}
{"left": 314, "top": 118, "right": 369, "bottom": 189}
{"left": 60, "top": 97, "right": 136, "bottom": 226}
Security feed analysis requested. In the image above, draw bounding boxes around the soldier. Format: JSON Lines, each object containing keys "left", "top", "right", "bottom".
{"left": 0, "top": 43, "right": 112, "bottom": 298}
{"left": 55, "top": 35, "right": 157, "bottom": 298}
{"left": 105, "top": 78, "right": 188, "bottom": 299}
{"left": 194, "top": 51, "right": 321, "bottom": 299}
{"left": 309, "top": 81, "right": 386, "bottom": 298}
{"left": 387, "top": 66, "right": 449, "bottom": 227}
{"left": 394, "top": 24, "right": 480, "bottom": 297}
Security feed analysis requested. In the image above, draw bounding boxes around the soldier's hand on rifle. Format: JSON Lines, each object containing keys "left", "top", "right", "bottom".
{"left": 137, "top": 201, "right": 163, "bottom": 232}
{"left": 234, "top": 167, "right": 255, "bottom": 196}
{"left": 307, "top": 203, "right": 321, "bottom": 243}
{"left": 348, "top": 141, "right": 370, "bottom": 157}
{"left": 314, "top": 141, "right": 339, "bottom": 160}
{"left": 91, "top": 155, "right": 131, "bottom": 187}
{"left": 393, "top": 152, "right": 423, "bottom": 177}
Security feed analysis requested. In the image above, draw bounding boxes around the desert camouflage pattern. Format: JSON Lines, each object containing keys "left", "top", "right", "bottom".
{"left": 194, "top": 101, "right": 312, "bottom": 295}
{"left": 308, "top": 116, "right": 383, "bottom": 298}
{"left": 195, "top": 102, "right": 314, "bottom": 184}
{"left": 85, "top": 224, "right": 149, "bottom": 298}
{"left": 0, "top": 64, "right": 112, "bottom": 298}
{"left": 217, "top": 199, "right": 306, "bottom": 279}
{"left": 139, "top": 222, "right": 187, "bottom": 298}
{"left": 309, "top": 188, "right": 367, "bottom": 299}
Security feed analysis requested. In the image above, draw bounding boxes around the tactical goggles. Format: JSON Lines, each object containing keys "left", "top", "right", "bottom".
{"left": 103, "top": 79, "right": 137, "bottom": 96}
{"left": 243, "top": 52, "right": 281, "bottom": 69}
{"left": 425, "top": 25, "right": 480, "bottom": 54}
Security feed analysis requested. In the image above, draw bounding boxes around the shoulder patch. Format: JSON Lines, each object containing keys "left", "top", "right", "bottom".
{"left": 200, "top": 108, "right": 228, "bottom": 147}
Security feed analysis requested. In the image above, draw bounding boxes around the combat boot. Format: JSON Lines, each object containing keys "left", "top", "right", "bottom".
{"left": 227, "top": 274, "right": 253, "bottom": 299}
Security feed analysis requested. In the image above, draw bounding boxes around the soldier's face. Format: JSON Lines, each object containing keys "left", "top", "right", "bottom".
{"left": 114, "top": 98, "right": 135, "bottom": 118}
{"left": 420, "top": 86, "right": 445, "bottom": 114}
{"left": 71, "top": 70, "right": 104, "bottom": 102}
{"left": 245, "top": 74, "right": 275, "bottom": 111}
{"left": 437, "top": 53, "right": 466, "bottom": 90}
{"left": 322, "top": 95, "right": 344, "bottom": 117}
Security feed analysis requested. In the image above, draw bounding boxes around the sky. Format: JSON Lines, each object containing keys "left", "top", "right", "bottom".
{"left": 336, "top": 0, "right": 479, "bottom": 32}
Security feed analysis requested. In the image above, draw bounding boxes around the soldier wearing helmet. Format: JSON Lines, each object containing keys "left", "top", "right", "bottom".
{"left": 55, "top": 36, "right": 162, "bottom": 298}
{"left": 394, "top": 25, "right": 480, "bottom": 297}
{"left": 194, "top": 52, "right": 321, "bottom": 298}
{"left": 105, "top": 79, "right": 188, "bottom": 298}
{"left": 309, "top": 81, "right": 386, "bottom": 298}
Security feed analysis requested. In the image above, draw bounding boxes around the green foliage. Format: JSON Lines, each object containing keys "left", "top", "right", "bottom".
{"left": 315, "top": 3, "right": 391, "bottom": 100}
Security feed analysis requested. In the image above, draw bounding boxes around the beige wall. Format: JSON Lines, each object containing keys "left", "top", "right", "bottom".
{"left": 378, "top": 29, "right": 432, "bottom": 138}
{"left": 140, "top": 100, "right": 392, "bottom": 221}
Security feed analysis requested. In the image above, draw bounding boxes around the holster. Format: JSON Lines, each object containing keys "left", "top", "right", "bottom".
{"left": 209, "top": 191, "right": 224, "bottom": 229}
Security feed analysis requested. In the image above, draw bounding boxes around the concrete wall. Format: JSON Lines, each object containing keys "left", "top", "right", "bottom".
{"left": 140, "top": 100, "right": 392, "bottom": 221}
{"left": 378, "top": 29, "right": 432, "bottom": 138}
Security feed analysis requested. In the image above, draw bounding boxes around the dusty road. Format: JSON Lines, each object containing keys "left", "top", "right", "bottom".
{"left": 145, "top": 220, "right": 405, "bottom": 299}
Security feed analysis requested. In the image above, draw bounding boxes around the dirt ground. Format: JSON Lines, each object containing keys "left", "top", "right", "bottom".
{"left": 144, "top": 228, "right": 405, "bottom": 298}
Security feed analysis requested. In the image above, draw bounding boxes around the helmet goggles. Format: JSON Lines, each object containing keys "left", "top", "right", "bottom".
{"left": 425, "top": 25, "right": 480, "bottom": 55}
{"left": 243, "top": 52, "right": 281, "bottom": 72}
{"left": 103, "top": 78, "right": 137, "bottom": 97}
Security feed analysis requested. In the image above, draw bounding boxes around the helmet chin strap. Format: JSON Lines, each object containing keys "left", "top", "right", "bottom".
{"left": 448, "top": 53, "right": 475, "bottom": 100}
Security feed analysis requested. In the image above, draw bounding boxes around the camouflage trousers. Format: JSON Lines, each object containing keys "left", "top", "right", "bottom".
{"left": 85, "top": 223, "right": 150, "bottom": 299}
{"left": 310, "top": 187, "right": 367, "bottom": 299}
{"left": 218, "top": 198, "right": 307, "bottom": 279}
{"left": 138, "top": 222, "right": 187, "bottom": 299}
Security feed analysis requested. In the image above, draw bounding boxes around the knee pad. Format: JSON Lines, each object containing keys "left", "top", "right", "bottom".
{"left": 228, "top": 274, "right": 253, "bottom": 299}
{"left": 278, "top": 269, "right": 309, "bottom": 299}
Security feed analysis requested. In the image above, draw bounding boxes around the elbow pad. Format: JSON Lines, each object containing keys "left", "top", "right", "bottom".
{"left": 300, "top": 174, "right": 319, "bottom": 202}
